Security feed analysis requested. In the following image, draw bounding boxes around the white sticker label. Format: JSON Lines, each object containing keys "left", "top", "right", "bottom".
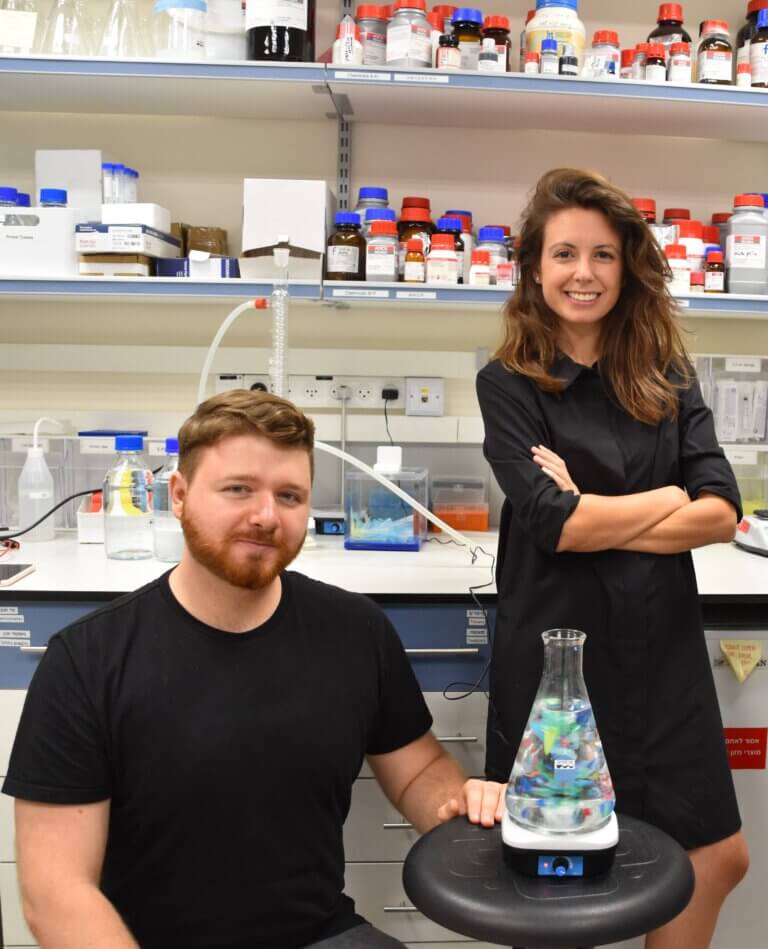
{"left": 147, "top": 439, "right": 167, "bottom": 456}
{"left": 676, "top": 298, "right": 690, "bottom": 307}
{"left": 79, "top": 437, "right": 116, "bottom": 455}
{"left": 386, "top": 23, "right": 431, "bottom": 67}
{"left": 698, "top": 49, "right": 733, "bottom": 83}
{"left": 727, "top": 234, "right": 767, "bottom": 270}
{"left": 245, "top": 0, "right": 308, "bottom": 32}
{"left": 0, "top": 629, "right": 31, "bottom": 646}
{"left": 0, "top": 614, "right": 25, "bottom": 624}
{"left": 327, "top": 245, "right": 360, "bottom": 275}
{"left": 11, "top": 437, "right": 49, "bottom": 453}
{"left": 330, "top": 288, "right": 389, "bottom": 298}
{"left": 393, "top": 72, "right": 451, "bottom": 83}
{"left": 0, "top": 10, "right": 38, "bottom": 51}
{"left": 725, "top": 449, "right": 758, "bottom": 465}
{"left": 554, "top": 759, "right": 576, "bottom": 770}
{"left": 333, "top": 70, "right": 391, "bottom": 80}
{"left": 396, "top": 289, "right": 436, "bottom": 299}
{"left": 366, "top": 244, "right": 398, "bottom": 279}
{"left": 466, "top": 628, "right": 488, "bottom": 645}
{"left": 725, "top": 356, "right": 762, "bottom": 373}
{"left": 0, "top": 607, "right": 20, "bottom": 615}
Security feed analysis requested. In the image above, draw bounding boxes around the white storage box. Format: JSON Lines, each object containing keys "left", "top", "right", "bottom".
{"left": 724, "top": 448, "right": 768, "bottom": 516}
{"left": 0, "top": 207, "right": 81, "bottom": 277}
{"left": 75, "top": 224, "right": 181, "bottom": 258}
{"left": 35, "top": 149, "right": 104, "bottom": 223}
{"left": 101, "top": 203, "right": 172, "bottom": 233}
{"left": 239, "top": 178, "right": 334, "bottom": 281}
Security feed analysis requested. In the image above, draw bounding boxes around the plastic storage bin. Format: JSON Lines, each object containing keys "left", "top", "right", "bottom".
{"left": 344, "top": 467, "right": 428, "bottom": 551}
{"left": 724, "top": 448, "right": 768, "bottom": 516}
{"left": 430, "top": 475, "right": 489, "bottom": 532}
{"left": 696, "top": 355, "right": 768, "bottom": 445}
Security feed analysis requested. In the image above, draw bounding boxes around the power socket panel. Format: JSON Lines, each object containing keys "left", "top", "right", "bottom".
{"left": 216, "top": 373, "right": 406, "bottom": 410}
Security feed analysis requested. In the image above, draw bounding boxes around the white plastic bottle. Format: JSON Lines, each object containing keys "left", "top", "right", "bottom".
{"left": 103, "top": 435, "right": 154, "bottom": 560}
{"left": 152, "top": 437, "right": 184, "bottom": 562}
{"left": 726, "top": 194, "right": 768, "bottom": 295}
{"left": 16, "top": 416, "right": 59, "bottom": 542}
{"left": 526, "top": 0, "right": 586, "bottom": 65}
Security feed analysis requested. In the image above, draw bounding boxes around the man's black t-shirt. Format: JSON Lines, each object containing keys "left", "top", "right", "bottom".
{"left": 3, "top": 570, "right": 433, "bottom": 949}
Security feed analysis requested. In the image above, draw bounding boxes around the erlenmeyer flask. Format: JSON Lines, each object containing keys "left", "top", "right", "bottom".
{"left": 506, "top": 629, "right": 616, "bottom": 834}
{"left": 98, "top": 0, "right": 142, "bottom": 57}
{"left": 37, "top": 0, "right": 95, "bottom": 55}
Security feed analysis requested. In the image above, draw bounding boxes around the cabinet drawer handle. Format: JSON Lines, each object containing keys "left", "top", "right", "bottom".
{"left": 437, "top": 735, "right": 478, "bottom": 744}
{"left": 382, "top": 822, "right": 414, "bottom": 829}
{"left": 404, "top": 648, "right": 480, "bottom": 657}
{"left": 18, "top": 646, "right": 47, "bottom": 654}
{"left": 383, "top": 906, "right": 419, "bottom": 913}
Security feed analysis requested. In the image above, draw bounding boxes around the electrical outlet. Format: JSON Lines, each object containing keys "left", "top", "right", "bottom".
{"left": 217, "top": 374, "right": 405, "bottom": 410}
{"left": 405, "top": 377, "right": 445, "bottom": 417}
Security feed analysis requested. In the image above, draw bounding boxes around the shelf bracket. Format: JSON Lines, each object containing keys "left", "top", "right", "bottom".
{"left": 337, "top": 116, "right": 352, "bottom": 211}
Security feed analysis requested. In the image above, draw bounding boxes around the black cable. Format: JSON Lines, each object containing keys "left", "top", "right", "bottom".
{"left": 383, "top": 399, "right": 394, "bottom": 446}
{"left": 422, "top": 537, "right": 497, "bottom": 701}
{"left": 1, "top": 465, "right": 165, "bottom": 542}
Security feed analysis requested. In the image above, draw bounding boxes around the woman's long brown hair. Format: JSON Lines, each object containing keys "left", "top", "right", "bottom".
{"left": 495, "top": 168, "right": 690, "bottom": 424}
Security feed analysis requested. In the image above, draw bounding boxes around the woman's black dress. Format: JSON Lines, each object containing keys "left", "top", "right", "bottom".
{"left": 477, "top": 355, "right": 742, "bottom": 849}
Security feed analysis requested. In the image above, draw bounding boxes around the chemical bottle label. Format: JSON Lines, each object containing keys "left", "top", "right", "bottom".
{"left": 361, "top": 30, "right": 387, "bottom": 65}
{"left": 697, "top": 50, "right": 733, "bottom": 83}
{"left": 426, "top": 257, "right": 459, "bottom": 283}
{"left": 458, "top": 39, "right": 481, "bottom": 70}
{"left": 0, "top": 10, "right": 38, "bottom": 52}
{"left": 327, "top": 245, "right": 360, "bottom": 273}
{"left": 727, "top": 234, "right": 767, "bottom": 270}
{"left": 246, "top": 0, "right": 309, "bottom": 32}
{"left": 704, "top": 271, "right": 725, "bottom": 292}
{"left": 387, "top": 22, "right": 431, "bottom": 66}
{"left": 655, "top": 33, "right": 683, "bottom": 49}
{"left": 645, "top": 63, "right": 666, "bottom": 82}
{"left": 366, "top": 244, "right": 397, "bottom": 279}
{"left": 403, "top": 260, "right": 426, "bottom": 282}
{"left": 750, "top": 41, "right": 768, "bottom": 83}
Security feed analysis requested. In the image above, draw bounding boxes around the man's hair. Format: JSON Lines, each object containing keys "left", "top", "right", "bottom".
{"left": 495, "top": 167, "right": 690, "bottom": 424}
{"left": 178, "top": 389, "right": 315, "bottom": 481}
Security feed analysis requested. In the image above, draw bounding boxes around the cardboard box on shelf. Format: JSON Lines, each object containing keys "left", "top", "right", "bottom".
{"left": 75, "top": 224, "right": 181, "bottom": 258}
{"left": 79, "top": 254, "right": 154, "bottom": 277}
{"left": 239, "top": 178, "right": 334, "bottom": 282}
{"left": 0, "top": 207, "right": 81, "bottom": 277}
{"left": 101, "top": 203, "right": 172, "bottom": 233}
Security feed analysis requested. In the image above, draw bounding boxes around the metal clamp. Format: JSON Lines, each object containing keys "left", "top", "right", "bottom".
{"left": 18, "top": 645, "right": 47, "bottom": 654}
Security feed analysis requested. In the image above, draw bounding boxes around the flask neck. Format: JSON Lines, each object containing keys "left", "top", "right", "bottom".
{"left": 539, "top": 629, "right": 587, "bottom": 701}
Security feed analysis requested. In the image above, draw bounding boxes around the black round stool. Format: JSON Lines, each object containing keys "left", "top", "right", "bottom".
{"left": 402, "top": 814, "right": 694, "bottom": 948}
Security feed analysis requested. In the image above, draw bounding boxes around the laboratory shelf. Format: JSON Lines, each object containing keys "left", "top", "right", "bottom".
{"left": 0, "top": 55, "right": 333, "bottom": 120}
{"left": 322, "top": 281, "right": 510, "bottom": 307}
{"left": 0, "top": 276, "right": 322, "bottom": 303}
{"left": 327, "top": 65, "right": 768, "bottom": 140}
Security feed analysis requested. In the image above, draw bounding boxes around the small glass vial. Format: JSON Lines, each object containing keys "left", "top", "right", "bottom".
{"left": 366, "top": 220, "right": 399, "bottom": 282}
{"left": 664, "top": 243, "right": 691, "bottom": 295}
{"left": 436, "top": 216, "right": 465, "bottom": 282}
{"left": 524, "top": 51, "right": 540, "bottom": 73}
{"left": 591, "top": 30, "right": 620, "bottom": 77}
{"left": 436, "top": 32, "right": 461, "bottom": 69}
{"left": 539, "top": 35, "right": 558, "bottom": 75}
{"left": 559, "top": 42, "right": 578, "bottom": 76}
{"left": 451, "top": 6, "right": 483, "bottom": 69}
{"left": 426, "top": 233, "right": 459, "bottom": 283}
{"left": 326, "top": 211, "right": 366, "bottom": 281}
{"left": 620, "top": 48, "right": 633, "bottom": 78}
{"left": 667, "top": 41, "right": 692, "bottom": 81}
{"left": 737, "top": 62, "right": 752, "bottom": 86}
{"left": 468, "top": 248, "right": 490, "bottom": 285}
{"left": 476, "top": 226, "right": 506, "bottom": 283}
{"left": 704, "top": 250, "right": 725, "bottom": 292}
{"left": 645, "top": 42, "right": 667, "bottom": 81}
{"left": 689, "top": 271, "right": 705, "bottom": 294}
{"left": 632, "top": 42, "right": 649, "bottom": 79}
{"left": 478, "top": 36, "right": 503, "bottom": 72}
{"left": 356, "top": 5, "right": 388, "bottom": 66}
{"left": 403, "top": 238, "right": 426, "bottom": 282}
{"left": 697, "top": 21, "right": 733, "bottom": 85}
{"left": 39, "top": 188, "right": 67, "bottom": 207}
{"left": 632, "top": 197, "right": 657, "bottom": 223}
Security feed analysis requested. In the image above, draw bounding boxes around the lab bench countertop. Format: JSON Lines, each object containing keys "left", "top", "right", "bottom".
{"left": 0, "top": 533, "right": 765, "bottom": 599}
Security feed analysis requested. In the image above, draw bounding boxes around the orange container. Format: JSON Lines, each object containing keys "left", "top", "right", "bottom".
{"left": 431, "top": 505, "right": 489, "bottom": 533}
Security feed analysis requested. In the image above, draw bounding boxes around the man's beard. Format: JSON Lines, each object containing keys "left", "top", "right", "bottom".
{"left": 180, "top": 510, "right": 305, "bottom": 590}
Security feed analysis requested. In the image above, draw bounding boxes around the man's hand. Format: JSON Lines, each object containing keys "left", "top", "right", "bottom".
{"left": 436, "top": 779, "right": 507, "bottom": 828}
{"left": 531, "top": 445, "right": 580, "bottom": 495}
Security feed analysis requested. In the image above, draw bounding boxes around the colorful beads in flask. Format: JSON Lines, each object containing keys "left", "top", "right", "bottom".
{"left": 506, "top": 629, "right": 616, "bottom": 834}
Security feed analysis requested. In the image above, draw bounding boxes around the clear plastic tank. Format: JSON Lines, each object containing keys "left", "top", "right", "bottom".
{"left": 344, "top": 466, "right": 428, "bottom": 551}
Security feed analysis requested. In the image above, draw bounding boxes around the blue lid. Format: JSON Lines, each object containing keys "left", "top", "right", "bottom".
{"left": 365, "top": 207, "right": 397, "bottom": 221}
{"left": 703, "top": 245, "right": 721, "bottom": 256}
{"left": 358, "top": 186, "right": 388, "bottom": 201}
{"left": 39, "top": 188, "right": 67, "bottom": 204}
{"left": 437, "top": 216, "right": 463, "bottom": 231}
{"left": 0, "top": 187, "right": 18, "bottom": 203}
{"left": 758, "top": 9, "right": 768, "bottom": 28}
{"left": 478, "top": 226, "right": 505, "bottom": 242}
{"left": 101, "top": 162, "right": 114, "bottom": 171}
{"left": 113, "top": 163, "right": 125, "bottom": 173}
{"left": 452, "top": 7, "right": 483, "bottom": 25}
{"left": 446, "top": 208, "right": 473, "bottom": 217}
{"left": 541, "top": 36, "right": 558, "bottom": 52}
{"left": 335, "top": 211, "right": 361, "bottom": 226}
{"left": 115, "top": 435, "right": 144, "bottom": 452}
{"left": 155, "top": 0, "right": 206, "bottom": 12}
{"left": 16, "top": 192, "right": 31, "bottom": 207}
{"left": 165, "top": 437, "right": 179, "bottom": 454}
{"left": 536, "top": 0, "right": 577, "bottom": 10}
